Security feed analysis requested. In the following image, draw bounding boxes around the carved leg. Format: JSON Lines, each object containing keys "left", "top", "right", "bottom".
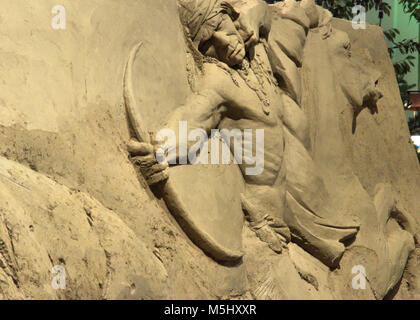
{"left": 283, "top": 126, "right": 359, "bottom": 268}
{"left": 241, "top": 184, "right": 290, "bottom": 253}
{"left": 373, "top": 184, "right": 415, "bottom": 296}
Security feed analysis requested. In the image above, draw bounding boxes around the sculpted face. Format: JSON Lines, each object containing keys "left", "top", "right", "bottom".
{"left": 199, "top": 13, "right": 246, "bottom": 66}
{"left": 330, "top": 30, "right": 383, "bottom": 115}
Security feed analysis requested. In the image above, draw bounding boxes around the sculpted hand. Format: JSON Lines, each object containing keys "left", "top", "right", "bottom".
{"left": 231, "top": 0, "right": 271, "bottom": 50}
{"left": 250, "top": 215, "right": 290, "bottom": 253}
{"left": 127, "top": 138, "right": 169, "bottom": 186}
{"left": 234, "top": 17, "right": 259, "bottom": 49}
{"left": 241, "top": 193, "right": 290, "bottom": 254}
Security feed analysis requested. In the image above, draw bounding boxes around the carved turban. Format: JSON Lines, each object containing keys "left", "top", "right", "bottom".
{"left": 178, "top": 0, "right": 239, "bottom": 46}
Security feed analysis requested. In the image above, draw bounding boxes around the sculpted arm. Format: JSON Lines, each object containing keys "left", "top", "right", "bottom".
{"left": 158, "top": 89, "right": 226, "bottom": 164}
{"left": 226, "top": 0, "right": 271, "bottom": 47}
{"left": 127, "top": 66, "right": 249, "bottom": 184}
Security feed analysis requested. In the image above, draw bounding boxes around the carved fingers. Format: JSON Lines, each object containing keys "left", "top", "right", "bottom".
{"left": 266, "top": 215, "right": 292, "bottom": 242}
{"left": 127, "top": 138, "right": 169, "bottom": 186}
{"left": 254, "top": 225, "right": 287, "bottom": 253}
{"left": 234, "top": 17, "right": 258, "bottom": 49}
{"left": 127, "top": 138, "right": 154, "bottom": 155}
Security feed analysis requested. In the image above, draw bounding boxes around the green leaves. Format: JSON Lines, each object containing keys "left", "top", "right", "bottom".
{"left": 384, "top": 28, "right": 400, "bottom": 43}
{"left": 398, "top": 0, "right": 420, "bottom": 22}
{"left": 388, "top": 39, "right": 419, "bottom": 59}
{"left": 315, "top": 0, "right": 357, "bottom": 20}
{"left": 313, "top": 0, "right": 418, "bottom": 22}
{"left": 314, "top": 0, "right": 392, "bottom": 20}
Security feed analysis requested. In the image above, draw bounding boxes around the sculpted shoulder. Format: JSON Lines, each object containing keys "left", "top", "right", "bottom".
{"left": 196, "top": 62, "right": 239, "bottom": 92}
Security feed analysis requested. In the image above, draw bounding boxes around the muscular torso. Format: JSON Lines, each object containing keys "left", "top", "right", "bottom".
{"left": 198, "top": 61, "right": 285, "bottom": 186}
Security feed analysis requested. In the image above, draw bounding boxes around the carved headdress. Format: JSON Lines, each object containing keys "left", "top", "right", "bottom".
{"left": 178, "top": 0, "right": 239, "bottom": 47}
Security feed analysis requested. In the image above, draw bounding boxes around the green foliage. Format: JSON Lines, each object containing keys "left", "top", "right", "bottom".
{"left": 399, "top": 0, "right": 420, "bottom": 22}
{"left": 315, "top": 0, "right": 391, "bottom": 20}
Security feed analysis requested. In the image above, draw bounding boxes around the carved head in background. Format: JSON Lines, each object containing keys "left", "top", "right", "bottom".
{"left": 329, "top": 29, "right": 383, "bottom": 119}
{"left": 178, "top": 0, "right": 246, "bottom": 66}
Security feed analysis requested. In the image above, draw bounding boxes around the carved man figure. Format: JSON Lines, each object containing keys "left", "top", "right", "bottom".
{"left": 128, "top": 0, "right": 378, "bottom": 267}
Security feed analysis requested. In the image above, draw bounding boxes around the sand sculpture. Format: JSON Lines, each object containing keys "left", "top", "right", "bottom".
{"left": 126, "top": 0, "right": 416, "bottom": 298}
{"left": 0, "top": 0, "right": 418, "bottom": 299}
